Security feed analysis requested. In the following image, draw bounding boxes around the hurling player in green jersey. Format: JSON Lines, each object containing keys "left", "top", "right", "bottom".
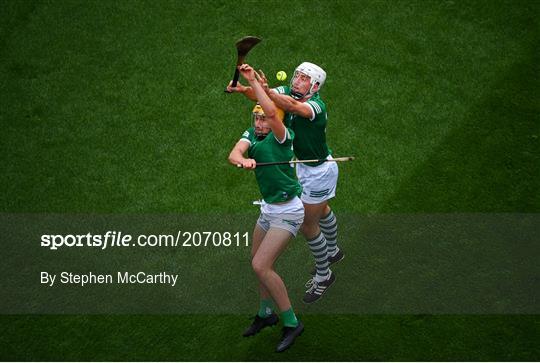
{"left": 227, "top": 63, "right": 342, "bottom": 304}
{"left": 228, "top": 64, "right": 304, "bottom": 352}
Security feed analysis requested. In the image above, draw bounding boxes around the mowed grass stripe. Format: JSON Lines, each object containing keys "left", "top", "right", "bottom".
{"left": 0, "top": 315, "right": 538, "bottom": 361}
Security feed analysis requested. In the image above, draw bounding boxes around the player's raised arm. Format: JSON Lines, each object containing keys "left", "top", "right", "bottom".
{"left": 268, "top": 92, "right": 313, "bottom": 119}
{"left": 239, "top": 64, "right": 286, "bottom": 142}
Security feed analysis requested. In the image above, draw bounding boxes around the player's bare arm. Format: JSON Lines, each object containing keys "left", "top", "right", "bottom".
{"left": 268, "top": 92, "right": 313, "bottom": 119}
{"left": 228, "top": 140, "right": 256, "bottom": 169}
{"left": 239, "top": 64, "right": 286, "bottom": 141}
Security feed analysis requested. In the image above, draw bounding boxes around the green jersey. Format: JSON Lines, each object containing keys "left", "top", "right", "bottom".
{"left": 274, "top": 85, "right": 331, "bottom": 166}
{"left": 240, "top": 127, "right": 302, "bottom": 203}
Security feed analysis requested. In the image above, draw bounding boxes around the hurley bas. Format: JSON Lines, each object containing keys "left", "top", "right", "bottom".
{"left": 41, "top": 271, "right": 179, "bottom": 287}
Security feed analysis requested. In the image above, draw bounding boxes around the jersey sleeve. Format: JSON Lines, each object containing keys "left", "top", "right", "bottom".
{"left": 287, "top": 128, "right": 295, "bottom": 143}
{"left": 273, "top": 127, "right": 292, "bottom": 145}
{"left": 306, "top": 98, "right": 326, "bottom": 121}
{"left": 274, "top": 127, "right": 294, "bottom": 146}
{"left": 240, "top": 127, "right": 255, "bottom": 145}
{"left": 272, "top": 85, "right": 290, "bottom": 95}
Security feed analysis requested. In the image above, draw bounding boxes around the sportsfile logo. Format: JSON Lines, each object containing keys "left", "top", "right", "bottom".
{"left": 40, "top": 231, "right": 249, "bottom": 250}
{"left": 41, "top": 231, "right": 133, "bottom": 250}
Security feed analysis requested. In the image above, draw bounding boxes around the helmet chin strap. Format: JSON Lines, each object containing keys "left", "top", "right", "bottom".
{"left": 290, "top": 90, "right": 305, "bottom": 100}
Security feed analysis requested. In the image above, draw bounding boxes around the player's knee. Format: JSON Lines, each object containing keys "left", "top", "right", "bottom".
{"left": 303, "top": 209, "right": 322, "bottom": 229}
{"left": 251, "top": 257, "right": 270, "bottom": 278}
{"left": 301, "top": 222, "right": 319, "bottom": 240}
{"left": 323, "top": 205, "right": 331, "bottom": 217}
{"left": 304, "top": 202, "right": 327, "bottom": 223}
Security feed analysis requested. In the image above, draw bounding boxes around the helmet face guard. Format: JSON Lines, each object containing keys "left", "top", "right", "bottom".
{"left": 252, "top": 105, "right": 270, "bottom": 139}
{"left": 251, "top": 103, "right": 285, "bottom": 139}
{"left": 290, "top": 62, "right": 326, "bottom": 100}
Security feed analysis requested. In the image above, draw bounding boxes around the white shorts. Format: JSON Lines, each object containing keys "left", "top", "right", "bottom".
{"left": 297, "top": 155, "right": 339, "bottom": 204}
{"left": 257, "top": 196, "right": 304, "bottom": 237}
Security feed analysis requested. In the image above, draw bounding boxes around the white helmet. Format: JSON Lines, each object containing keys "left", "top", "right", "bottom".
{"left": 291, "top": 62, "right": 326, "bottom": 99}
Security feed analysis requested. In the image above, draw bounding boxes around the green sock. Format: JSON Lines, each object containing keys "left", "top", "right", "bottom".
{"left": 280, "top": 307, "right": 299, "bottom": 328}
{"left": 257, "top": 299, "right": 273, "bottom": 318}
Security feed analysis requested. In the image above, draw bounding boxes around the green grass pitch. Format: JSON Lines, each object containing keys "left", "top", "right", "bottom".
{"left": 1, "top": 0, "right": 539, "bottom": 360}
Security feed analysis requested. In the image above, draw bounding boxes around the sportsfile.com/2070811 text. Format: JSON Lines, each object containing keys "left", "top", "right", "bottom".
{"left": 40, "top": 231, "right": 250, "bottom": 250}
